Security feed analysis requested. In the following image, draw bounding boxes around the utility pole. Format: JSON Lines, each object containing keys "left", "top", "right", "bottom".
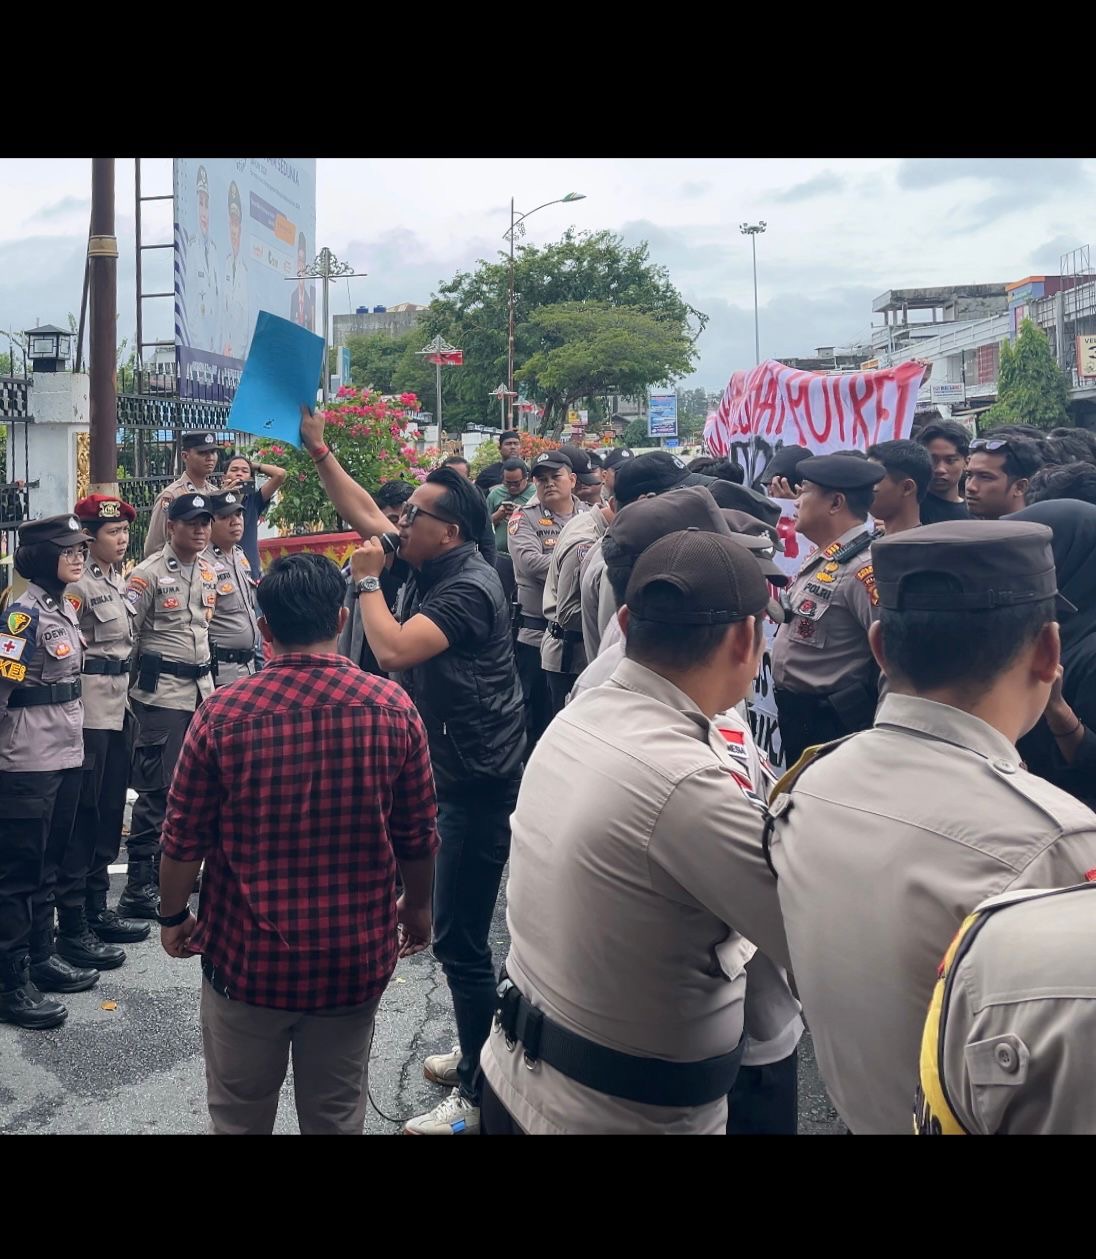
{"left": 89, "top": 158, "right": 119, "bottom": 494}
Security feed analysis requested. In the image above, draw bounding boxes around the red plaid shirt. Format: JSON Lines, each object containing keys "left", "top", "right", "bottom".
{"left": 160, "top": 653, "right": 438, "bottom": 1010}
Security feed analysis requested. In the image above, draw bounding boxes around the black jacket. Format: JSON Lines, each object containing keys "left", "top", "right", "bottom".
{"left": 393, "top": 543, "right": 525, "bottom": 795}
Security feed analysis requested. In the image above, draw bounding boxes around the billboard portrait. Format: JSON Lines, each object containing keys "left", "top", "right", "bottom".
{"left": 174, "top": 157, "right": 317, "bottom": 399}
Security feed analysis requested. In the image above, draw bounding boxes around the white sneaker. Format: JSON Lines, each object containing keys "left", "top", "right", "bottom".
{"left": 423, "top": 1045, "right": 461, "bottom": 1086}
{"left": 403, "top": 1088, "right": 480, "bottom": 1135}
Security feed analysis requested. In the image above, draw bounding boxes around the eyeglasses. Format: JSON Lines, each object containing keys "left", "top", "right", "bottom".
{"left": 970, "top": 439, "right": 1012, "bottom": 453}
{"left": 60, "top": 545, "right": 89, "bottom": 561}
{"left": 399, "top": 503, "right": 457, "bottom": 528}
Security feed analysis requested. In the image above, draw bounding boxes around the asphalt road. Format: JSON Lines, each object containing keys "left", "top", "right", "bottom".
{"left": 0, "top": 871, "right": 844, "bottom": 1135}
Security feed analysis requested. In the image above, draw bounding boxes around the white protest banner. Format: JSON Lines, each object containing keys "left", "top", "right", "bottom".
{"left": 704, "top": 358, "right": 925, "bottom": 770}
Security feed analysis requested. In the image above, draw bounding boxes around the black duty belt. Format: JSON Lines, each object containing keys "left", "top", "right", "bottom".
{"left": 494, "top": 972, "right": 744, "bottom": 1108}
{"left": 546, "top": 621, "right": 583, "bottom": 644}
{"left": 10, "top": 680, "right": 82, "bottom": 707}
{"left": 83, "top": 657, "right": 132, "bottom": 676}
{"left": 212, "top": 646, "right": 254, "bottom": 664}
{"left": 520, "top": 614, "right": 549, "bottom": 631}
{"left": 138, "top": 655, "right": 211, "bottom": 680}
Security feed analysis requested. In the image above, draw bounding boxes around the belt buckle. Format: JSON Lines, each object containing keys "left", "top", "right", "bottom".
{"left": 494, "top": 978, "right": 516, "bottom": 1051}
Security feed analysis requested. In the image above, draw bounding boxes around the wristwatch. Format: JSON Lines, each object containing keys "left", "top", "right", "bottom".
{"left": 355, "top": 576, "right": 382, "bottom": 595}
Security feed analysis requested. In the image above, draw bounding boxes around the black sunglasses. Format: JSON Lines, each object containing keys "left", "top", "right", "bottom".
{"left": 400, "top": 503, "right": 457, "bottom": 528}
{"left": 970, "top": 438, "right": 1012, "bottom": 453}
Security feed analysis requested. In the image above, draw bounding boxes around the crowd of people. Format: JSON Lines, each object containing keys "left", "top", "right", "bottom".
{"left": 3, "top": 405, "right": 1096, "bottom": 1136}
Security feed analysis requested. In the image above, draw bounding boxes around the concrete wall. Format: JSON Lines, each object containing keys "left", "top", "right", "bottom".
{"left": 13, "top": 372, "right": 89, "bottom": 520}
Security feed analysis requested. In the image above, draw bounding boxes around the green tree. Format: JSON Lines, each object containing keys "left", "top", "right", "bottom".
{"left": 418, "top": 229, "right": 706, "bottom": 434}
{"left": 622, "top": 417, "right": 650, "bottom": 448}
{"left": 344, "top": 328, "right": 419, "bottom": 394}
{"left": 982, "top": 319, "right": 1072, "bottom": 432}
{"left": 518, "top": 302, "right": 696, "bottom": 431}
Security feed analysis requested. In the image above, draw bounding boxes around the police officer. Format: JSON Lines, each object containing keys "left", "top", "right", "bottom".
{"left": 0, "top": 517, "right": 100, "bottom": 1028}
{"left": 222, "top": 180, "right": 250, "bottom": 359}
{"left": 771, "top": 454, "right": 886, "bottom": 766}
{"left": 767, "top": 520, "right": 1096, "bottom": 1135}
{"left": 120, "top": 494, "right": 217, "bottom": 919}
{"left": 915, "top": 882, "right": 1096, "bottom": 1136}
{"left": 68, "top": 495, "right": 150, "bottom": 952}
{"left": 185, "top": 163, "right": 221, "bottom": 354}
{"left": 508, "top": 450, "right": 589, "bottom": 745}
{"left": 206, "top": 491, "right": 261, "bottom": 686}
{"left": 143, "top": 430, "right": 223, "bottom": 557}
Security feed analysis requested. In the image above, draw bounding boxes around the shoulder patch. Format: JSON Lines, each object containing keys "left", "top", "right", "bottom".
{"left": 66, "top": 594, "right": 82, "bottom": 614}
{"left": 854, "top": 564, "right": 878, "bottom": 606}
{"left": 729, "top": 768, "right": 767, "bottom": 814}
{"left": 7, "top": 610, "right": 33, "bottom": 636}
{"left": 507, "top": 512, "right": 522, "bottom": 536}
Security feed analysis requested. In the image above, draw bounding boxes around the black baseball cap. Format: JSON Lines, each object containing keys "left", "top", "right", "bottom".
{"left": 872, "top": 520, "right": 1075, "bottom": 613}
{"left": 704, "top": 479, "right": 781, "bottom": 526}
{"left": 607, "top": 485, "right": 730, "bottom": 560}
{"left": 181, "top": 431, "right": 221, "bottom": 451}
{"left": 601, "top": 447, "right": 635, "bottom": 471}
{"left": 168, "top": 493, "right": 215, "bottom": 522}
{"left": 559, "top": 444, "right": 602, "bottom": 486}
{"left": 613, "top": 450, "right": 698, "bottom": 504}
{"left": 626, "top": 530, "right": 784, "bottom": 625}
{"left": 531, "top": 450, "right": 575, "bottom": 476}
{"left": 18, "top": 514, "right": 87, "bottom": 548}
{"left": 209, "top": 491, "right": 245, "bottom": 517}
{"left": 760, "top": 445, "right": 810, "bottom": 485}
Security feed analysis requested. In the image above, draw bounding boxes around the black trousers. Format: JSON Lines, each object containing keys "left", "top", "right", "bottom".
{"left": 545, "top": 670, "right": 577, "bottom": 716}
{"left": 127, "top": 702, "right": 195, "bottom": 863}
{"left": 774, "top": 688, "right": 853, "bottom": 769}
{"left": 75, "top": 716, "right": 133, "bottom": 899}
{"left": 481, "top": 1077, "right": 524, "bottom": 1135}
{"left": 515, "top": 642, "right": 552, "bottom": 750}
{"left": 0, "top": 767, "right": 84, "bottom": 972}
{"left": 726, "top": 1047, "right": 799, "bottom": 1135}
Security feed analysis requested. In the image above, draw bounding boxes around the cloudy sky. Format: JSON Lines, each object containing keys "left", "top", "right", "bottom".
{"left": 0, "top": 156, "right": 1090, "bottom": 391}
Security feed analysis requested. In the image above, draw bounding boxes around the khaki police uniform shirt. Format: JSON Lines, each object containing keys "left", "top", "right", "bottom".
{"left": 143, "top": 474, "right": 218, "bottom": 557}
{"left": 579, "top": 538, "right": 612, "bottom": 660}
{"left": 771, "top": 523, "right": 877, "bottom": 694}
{"left": 768, "top": 692, "right": 1096, "bottom": 1135}
{"left": 66, "top": 561, "right": 134, "bottom": 731}
{"left": 207, "top": 544, "right": 260, "bottom": 686}
{"left": 126, "top": 544, "right": 217, "bottom": 711}
{"left": 479, "top": 657, "right": 788, "bottom": 1135}
{"left": 508, "top": 496, "right": 588, "bottom": 649}
{"left": 540, "top": 508, "right": 608, "bottom": 675}
{"left": 0, "top": 583, "right": 84, "bottom": 772}
{"left": 921, "top": 882, "right": 1096, "bottom": 1136}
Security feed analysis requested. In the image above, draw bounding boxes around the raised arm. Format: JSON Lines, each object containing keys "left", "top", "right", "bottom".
{"left": 298, "top": 404, "right": 393, "bottom": 540}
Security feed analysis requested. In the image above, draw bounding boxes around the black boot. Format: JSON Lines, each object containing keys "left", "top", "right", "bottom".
{"left": 28, "top": 953, "right": 100, "bottom": 994}
{"left": 86, "top": 893, "right": 150, "bottom": 944}
{"left": 117, "top": 859, "right": 160, "bottom": 920}
{"left": 0, "top": 957, "right": 67, "bottom": 1030}
{"left": 57, "top": 906, "right": 126, "bottom": 970}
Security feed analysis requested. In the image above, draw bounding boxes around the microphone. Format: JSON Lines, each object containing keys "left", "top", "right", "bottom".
{"left": 380, "top": 532, "right": 401, "bottom": 556}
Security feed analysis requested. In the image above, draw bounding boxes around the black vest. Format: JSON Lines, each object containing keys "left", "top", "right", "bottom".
{"left": 395, "top": 543, "right": 525, "bottom": 793}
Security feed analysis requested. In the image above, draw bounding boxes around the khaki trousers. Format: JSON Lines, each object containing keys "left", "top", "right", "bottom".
{"left": 200, "top": 978, "right": 382, "bottom": 1135}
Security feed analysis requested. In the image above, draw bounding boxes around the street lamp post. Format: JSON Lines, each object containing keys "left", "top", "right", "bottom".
{"left": 416, "top": 334, "right": 462, "bottom": 431}
{"left": 505, "top": 191, "right": 586, "bottom": 427}
{"left": 739, "top": 221, "right": 767, "bottom": 366}
{"left": 489, "top": 383, "right": 517, "bottom": 426}
{"left": 289, "top": 247, "right": 365, "bottom": 403}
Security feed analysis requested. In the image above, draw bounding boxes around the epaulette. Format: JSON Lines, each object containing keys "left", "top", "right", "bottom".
{"left": 761, "top": 734, "right": 858, "bottom": 878}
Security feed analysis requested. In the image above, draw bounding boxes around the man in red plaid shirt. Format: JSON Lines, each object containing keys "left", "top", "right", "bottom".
{"left": 157, "top": 553, "right": 439, "bottom": 1135}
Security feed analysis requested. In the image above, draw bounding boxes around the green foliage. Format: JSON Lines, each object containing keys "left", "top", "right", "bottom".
{"left": 622, "top": 417, "right": 649, "bottom": 448}
{"left": 243, "top": 388, "right": 428, "bottom": 534}
{"left": 982, "top": 320, "right": 1072, "bottom": 432}
{"left": 345, "top": 329, "right": 419, "bottom": 395}
{"left": 417, "top": 229, "right": 706, "bottom": 434}
{"left": 519, "top": 302, "right": 696, "bottom": 431}
{"left": 468, "top": 431, "right": 560, "bottom": 479}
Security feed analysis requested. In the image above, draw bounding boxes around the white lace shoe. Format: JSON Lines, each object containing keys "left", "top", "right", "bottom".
{"left": 403, "top": 1087, "right": 480, "bottom": 1135}
{"left": 423, "top": 1045, "right": 461, "bottom": 1086}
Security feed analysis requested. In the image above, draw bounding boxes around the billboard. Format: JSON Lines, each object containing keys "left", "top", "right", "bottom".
{"left": 174, "top": 157, "right": 317, "bottom": 400}
{"left": 647, "top": 392, "right": 678, "bottom": 438}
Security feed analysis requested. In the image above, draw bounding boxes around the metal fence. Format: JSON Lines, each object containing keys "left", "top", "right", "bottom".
{"left": 116, "top": 385, "right": 252, "bottom": 560}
